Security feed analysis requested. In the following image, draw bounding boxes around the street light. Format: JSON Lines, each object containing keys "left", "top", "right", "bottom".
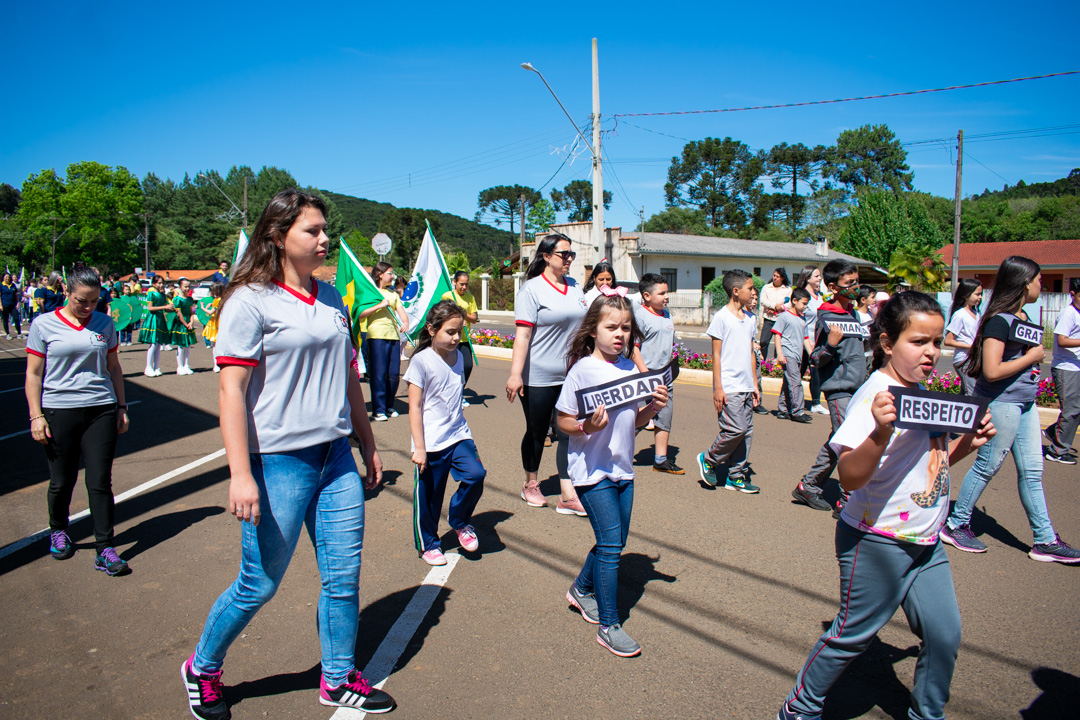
{"left": 520, "top": 63, "right": 594, "bottom": 155}
{"left": 196, "top": 172, "right": 247, "bottom": 228}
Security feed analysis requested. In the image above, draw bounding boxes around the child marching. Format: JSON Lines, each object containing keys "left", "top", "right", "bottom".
{"left": 404, "top": 300, "right": 487, "bottom": 566}
{"left": 1043, "top": 277, "right": 1080, "bottom": 464}
{"left": 778, "top": 291, "right": 996, "bottom": 720}
{"left": 139, "top": 274, "right": 174, "bottom": 377}
{"left": 171, "top": 278, "right": 197, "bottom": 375}
{"left": 556, "top": 293, "right": 668, "bottom": 657}
{"left": 772, "top": 287, "right": 813, "bottom": 423}
{"left": 633, "top": 273, "right": 681, "bottom": 474}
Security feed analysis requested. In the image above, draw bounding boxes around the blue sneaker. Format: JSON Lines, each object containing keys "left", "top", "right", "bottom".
{"left": 724, "top": 475, "right": 760, "bottom": 494}
{"left": 94, "top": 547, "right": 130, "bottom": 576}
{"left": 49, "top": 530, "right": 74, "bottom": 560}
{"left": 696, "top": 453, "right": 717, "bottom": 487}
{"left": 777, "top": 700, "right": 821, "bottom": 720}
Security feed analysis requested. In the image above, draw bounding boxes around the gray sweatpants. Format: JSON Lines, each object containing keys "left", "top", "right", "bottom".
{"left": 778, "top": 358, "right": 805, "bottom": 416}
{"left": 786, "top": 524, "right": 960, "bottom": 720}
{"left": 800, "top": 394, "right": 850, "bottom": 493}
{"left": 1047, "top": 367, "right": 1079, "bottom": 455}
{"left": 706, "top": 392, "right": 754, "bottom": 482}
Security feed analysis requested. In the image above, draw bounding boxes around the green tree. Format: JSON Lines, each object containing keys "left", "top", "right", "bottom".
{"left": 825, "top": 124, "right": 913, "bottom": 193}
{"left": 0, "top": 183, "right": 21, "bottom": 215}
{"left": 888, "top": 241, "right": 948, "bottom": 292}
{"left": 61, "top": 161, "right": 144, "bottom": 271}
{"left": 445, "top": 251, "right": 470, "bottom": 274}
{"left": 641, "top": 207, "right": 741, "bottom": 237}
{"left": 526, "top": 198, "right": 557, "bottom": 236}
{"left": 664, "top": 137, "right": 765, "bottom": 232}
{"left": 377, "top": 208, "right": 440, "bottom": 270}
{"left": 475, "top": 185, "right": 541, "bottom": 255}
{"left": 18, "top": 169, "right": 66, "bottom": 269}
{"left": 765, "top": 142, "right": 828, "bottom": 233}
{"left": 549, "top": 180, "right": 611, "bottom": 222}
{"left": 836, "top": 190, "right": 943, "bottom": 268}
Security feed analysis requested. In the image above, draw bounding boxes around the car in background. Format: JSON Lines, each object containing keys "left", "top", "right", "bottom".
{"left": 192, "top": 281, "right": 213, "bottom": 300}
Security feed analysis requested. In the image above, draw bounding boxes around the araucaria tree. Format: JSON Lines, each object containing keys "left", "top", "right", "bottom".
{"left": 765, "top": 142, "right": 828, "bottom": 233}
{"left": 475, "top": 185, "right": 541, "bottom": 254}
{"left": 664, "top": 137, "right": 765, "bottom": 233}
{"left": 825, "top": 124, "right": 913, "bottom": 194}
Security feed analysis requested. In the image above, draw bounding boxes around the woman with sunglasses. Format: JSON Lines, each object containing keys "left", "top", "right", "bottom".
{"left": 507, "top": 234, "right": 590, "bottom": 516}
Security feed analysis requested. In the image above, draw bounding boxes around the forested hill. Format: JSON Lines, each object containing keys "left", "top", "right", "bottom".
{"left": 323, "top": 191, "right": 515, "bottom": 267}
{"left": 973, "top": 168, "right": 1080, "bottom": 201}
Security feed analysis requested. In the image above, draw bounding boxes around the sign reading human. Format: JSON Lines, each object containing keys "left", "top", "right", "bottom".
{"left": 825, "top": 320, "right": 871, "bottom": 338}
{"left": 1008, "top": 320, "right": 1043, "bottom": 347}
{"left": 892, "top": 386, "right": 990, "bottom": 435}
{"left": 574, "top": 363, "right": 675, "bottom": 419}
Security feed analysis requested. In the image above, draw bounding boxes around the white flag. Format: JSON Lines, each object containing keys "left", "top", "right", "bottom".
{"left": 232, "top": 228, "right": 251, "bottom": 269}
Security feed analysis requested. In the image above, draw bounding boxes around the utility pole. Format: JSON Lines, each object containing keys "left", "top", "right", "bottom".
{"left": 639, "top": 206, "right": 645, "bottom": 232}
{"left": 51, "top": 218, "right": 57, "bottom": 272}
{"left": 243, "top": 176, "right": 248, "bottom": 231}
{"left": 144, "top": 212, "right": 150, "bottom": 271}
{"left": 591, "top": 39, "right": 607, "bottom": 261}
{"left": 951, "top": 130, "right": 964, "bottom": 290}
{"left": 519, "top": 193, "right": 527, "bottom": 272}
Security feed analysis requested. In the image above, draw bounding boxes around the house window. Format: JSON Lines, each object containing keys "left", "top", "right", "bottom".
{"left": 753, "top": 267, "right": 761, "bottom": 277}
{"left": 660, "top": 268, "right": 678, "bottom": 293}
{"left": 701, "top": 267, "right": 715, "bottom": 290}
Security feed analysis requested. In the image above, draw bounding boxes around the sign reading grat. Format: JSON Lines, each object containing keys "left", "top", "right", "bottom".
{"left": 1008, "top": 320, "right": 1043, "bottom": 347}
{"left": 574, "top": 363, "right": 675, "bottom": 419}
{"left": 892, "top": 386, "right": 989, "bottom": 434}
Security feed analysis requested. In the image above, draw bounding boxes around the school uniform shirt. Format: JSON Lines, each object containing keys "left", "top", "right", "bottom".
{"left": 771, "top": 308, "right": 809, "bottom": 362}
{"left": 945, "top": 308, "right": 980, "bottom": 367}
{"left": 803, "top": 293, "right": 823, "bottom": 340}
{"left": 366, "top": 289, "right": 402, "bottom": 341}
{"left": 26, "top": 309, "right": 118, "bottom": 408}
{"left": 556, "top": 355, "right": 639, "bottom": 487}
{"left": 1051, "top": 304, "right": 1080, "bottom": 372}
{"left": 515, "top": 274, "right": 589, "bottom": 387}
{"left": 831, "top": 371, "right": 950, "bottom": 545}
{"left": 214, "top": 280, "right": 353, "bottom": 454}
{"left": 972, "top": 313, "right": 1039, "bottom": 404}
{"left": 705, "top": 306, "right": 756, "bottom": 394}
{"left": 633, "top": 301, "right": 675, "bottom": 370}
{"left": 37, "top": 288, "right": 64, "bottom": 313}
{"left": 402, "top": 347, "right": 472, "bottom": 453}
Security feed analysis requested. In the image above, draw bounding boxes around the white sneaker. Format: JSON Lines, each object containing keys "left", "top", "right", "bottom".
{"left": 461, "top": 399, "right": 470, "bottom": 408}
{"left": 144, "top": 369, "right": 157, "bottom": 377}
{"left": 372, "top": 413, "right": 389, "bottom": 422}
{"left": 163, "top": 345, "right": 172, "bottom": 351}
{"left": 213, "top": 365, "right": 221, "bottom": 373}
{"left": 811, "top": 404, "right": 830, "bottom": 415}
{"left": 389, "top": 409, "right": 400, "bottom": 418}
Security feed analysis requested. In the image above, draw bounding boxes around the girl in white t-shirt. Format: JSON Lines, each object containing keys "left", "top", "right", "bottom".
{"left": 555, "top": 295, "right": 668, "bottom": 658}
{"left": 405, "top": 300, "right": 487, "bottom": 567}
{"left": 944, "top": 278, "right": 983, "bottom": 394}
{"left": 582, "top": 261, "right": 617, "bottom": 306}
{"left": 779, "top": 291, "right": 995, "bottom": 720}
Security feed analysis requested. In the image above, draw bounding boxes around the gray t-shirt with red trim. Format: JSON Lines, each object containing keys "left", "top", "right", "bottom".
{"left": 27, "top": 309, "right": 118, "bottom": 408}
{"left": 214, "top": 281, "right": 354, "bottom": 454}
{"left": 515, "top": 275, "right": 588, "bottom": 387}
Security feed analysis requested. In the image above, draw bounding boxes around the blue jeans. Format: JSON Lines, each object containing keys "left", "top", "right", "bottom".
{"left": 574, "top": 478, "right": 634, "bottom": 627}
{"left": 194, "top": 437, "right": 365, "bottom": 685}
{"left": 947, "top": 399, "right": 1056, "bottom": 544}
{"left": 368, "top": 338, "right": 401, "bottom": 416}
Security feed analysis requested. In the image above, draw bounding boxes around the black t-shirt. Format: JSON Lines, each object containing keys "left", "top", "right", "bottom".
{"left": 972, "top": 313, "right": 1038, "bottom": 403}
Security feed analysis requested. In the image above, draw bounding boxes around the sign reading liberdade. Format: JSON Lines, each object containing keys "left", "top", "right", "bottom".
{"left": 574, "top": 363, "right": 675, "bottom": 419}
{"left": 892, "top": 386, "right": 989, "bottom": 434}
{"left": 1008, "top": 320, "right": 1044, "bottom": 347}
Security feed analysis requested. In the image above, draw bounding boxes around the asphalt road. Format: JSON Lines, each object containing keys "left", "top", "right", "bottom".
{"left": 0, "top": 337, "right": 1077, "bottom": 720}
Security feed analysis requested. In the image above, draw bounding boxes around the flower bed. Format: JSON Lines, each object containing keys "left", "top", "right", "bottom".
{"left": 469, "top": 328, "right": 515, "bottom": 348}
{"left": 1037, "top": 377, "right": 1058, "bottom": 407}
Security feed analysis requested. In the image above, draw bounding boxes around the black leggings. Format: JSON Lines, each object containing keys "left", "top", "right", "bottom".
{"left": 520, "top": 385, "right": 569, "bottom": 476}
{"left": 462, "top": 347, "right": 474, "bottom": 386}
{"left": 2, "top": 306, "right": 20, "bottom": 335}
{"left": 43, "top": 404, "right": 119, "bottom": 553}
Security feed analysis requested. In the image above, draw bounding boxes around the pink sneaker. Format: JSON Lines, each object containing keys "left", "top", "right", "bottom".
{"left": 521, "top": 484, "right": 546, "bottom": 507}
{"left": 421, "top": 547, "right": 447, "bottom": 566}
{"left": 455, "top": 525, "right": 479, "bottom": 552}
{"left": 556, "top": 496, "right": 587, "bottom": 516}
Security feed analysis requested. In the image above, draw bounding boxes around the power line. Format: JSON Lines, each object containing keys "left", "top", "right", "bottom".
{"left": 612, "top": 70, "right": 1080, "bottom": 118}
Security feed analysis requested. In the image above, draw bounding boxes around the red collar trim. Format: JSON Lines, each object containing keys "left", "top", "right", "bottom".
{"left": 542, "top": 273, "right": 568, "bottom": 295}
{"left": 819, "top": 301, "right": 847, "bottom": 314}
{"left": 786, "top": 308, "right": 804, "bottom": 318}
{"left": 643, "top": 305, "right": 665, "bottom": 317}
{"left": 55, "top": 308, "right": 89, "bottom": 330}
{"left": 272, "top": 278, "right": 318, "bottom": 305}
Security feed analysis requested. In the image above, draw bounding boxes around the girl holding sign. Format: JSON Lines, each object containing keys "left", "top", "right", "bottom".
{"left": 941, "top": 256, "right": 1080, "bottom": 564}
{"left": 944, "top": 278, "right": 983, "bottom": 394}
{"left": 779, "top": 291, "right": 995, "bottom": 720}
{"left": 556, "top": 294, "right": 667, "bottom": 657}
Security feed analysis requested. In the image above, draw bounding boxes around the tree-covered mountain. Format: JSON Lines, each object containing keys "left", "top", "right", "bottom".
{"left": 973, "top": 168, "right": 1080, "bottom": 201}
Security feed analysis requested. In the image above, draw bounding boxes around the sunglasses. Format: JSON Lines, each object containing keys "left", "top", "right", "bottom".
{"left": 550, "top": 250, "right": 577, "bottom": 261}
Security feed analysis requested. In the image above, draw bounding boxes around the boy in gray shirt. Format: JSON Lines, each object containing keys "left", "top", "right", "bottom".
{"left": 772, "top": 287, "right": 813, "bottom": 423}
{"left": 634, "top": 273, "right": 681, "bottom": 474}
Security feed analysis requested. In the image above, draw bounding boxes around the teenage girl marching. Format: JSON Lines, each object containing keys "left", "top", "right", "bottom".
{"left": 403, "top": 300, "right": 487, "bottom": 566}
{"left": 556, "top": 294, "right": 668, "bottom": 657}
{"left": 943, "top": 278, "right": 983, "bottom": 395}
{"left": 778, "top": 291, "right": 995, "bottom": 720}
{"left": 140, "top": 275, "right": 174, "bottom": 377}
{"left": 171, "top": 278, "right": 198, "bottom": 375}
{"left": 941, "top": 256, "right": 1080, "bottom": 563}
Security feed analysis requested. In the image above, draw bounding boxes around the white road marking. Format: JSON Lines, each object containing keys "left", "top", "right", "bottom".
{"left": 0, "top": 401, "right": 142, "bottom": 441}
{"left": 0, "top": 445, "right": 226, "bottom": 560}
{"left": 329, "top": 553, "right": 461, "bottom": 719}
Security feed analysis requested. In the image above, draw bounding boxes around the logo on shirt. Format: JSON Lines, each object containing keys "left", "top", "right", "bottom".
{"left": 334, "top": 311, "right": 350, "bottom": 334}
{"left": 89, "top": 332, "right": 107, "bottom": 347}
{"left": 578, "top": 296, "right": 588, "bottom": 309}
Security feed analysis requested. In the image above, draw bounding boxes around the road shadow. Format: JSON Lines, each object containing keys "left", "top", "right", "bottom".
{"left": 114, "top": 505, "right": 226, "bottom": 561}
{"left": 223, "top": 663, "right": 321, "bottom": 709}
{"left": 365, "top": 469, "right": 405, "bottom": 500}
{"left": 439, "top": 509, "right": 513, "bottom": 558}
{"left": 463, "top": 389, "right": 496, "bottom": 407}
{"left": 968, "top": 503, "right": 1029, "bottom": 553}
{"left": 615, "top": 552, "right": 677, "bottom": 623}
{"left": 820, "top": 628, "right": 919, "bottom": 720}
{"left": 1021, "top": 667, "right": 1080, "bottom": 719}
{"left": 353, "top": 585, "right": 454, "bottom": 682}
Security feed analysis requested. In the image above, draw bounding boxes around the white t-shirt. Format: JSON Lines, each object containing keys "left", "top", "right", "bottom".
{"left": 556, "top": 355, "right": 640, "bottom": 488}
{"left": 402, "top": 346, "right": 472, "bottom": 453}
{"left": 804, "top": 293, "right": 824, "bottom": 343}
{"left": 705, "top": 305, "right": 757, "bottom": 394}
{"left": 945, "top": 307, "right": 980, "bottom": 366}
{"left": 26, "top": 309, "right": 118, "bottom": 408}
{"left": 1051, "top": 303, "right": 1080, "bottom": 372}
{"left": 516, "top": 274, "right": 589, "bottom": 387}
{"left": 831, "top": 371, "right": 951, "bottom": 545}
{"left": 215, "top": 280, "right": 354, "bottom": 454}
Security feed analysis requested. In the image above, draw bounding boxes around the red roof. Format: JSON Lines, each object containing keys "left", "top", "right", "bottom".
{"left": 938, "top": 239, "right": 1080, "bottom": 269}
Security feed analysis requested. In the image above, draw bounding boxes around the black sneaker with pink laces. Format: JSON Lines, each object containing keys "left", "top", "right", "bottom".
{"left": 181, "top": 654, "right": 230, "bottom": 720}
{"left": 319, "top": 669, "right": 396, "bottom": 713}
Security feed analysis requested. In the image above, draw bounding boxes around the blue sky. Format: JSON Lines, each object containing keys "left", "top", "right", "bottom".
{"left": 3, "top": 1, "right": 1079, "bottom": 235}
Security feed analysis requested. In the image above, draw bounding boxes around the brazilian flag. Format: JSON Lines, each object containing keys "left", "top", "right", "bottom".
{"left": 335, "top": 238, "right": 388, "bottom": 346}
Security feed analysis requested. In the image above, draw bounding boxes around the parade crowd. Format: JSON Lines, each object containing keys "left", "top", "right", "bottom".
{"left": 15, "top": 189, "right": 1080, "bottom": 720}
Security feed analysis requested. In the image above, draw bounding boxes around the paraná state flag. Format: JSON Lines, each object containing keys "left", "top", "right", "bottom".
{"left": 401, "top": 222, "right": 454, "bottom": 342}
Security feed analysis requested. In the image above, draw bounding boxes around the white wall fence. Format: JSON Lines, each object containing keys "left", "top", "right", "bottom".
{"left": 667, "top": 290, "right": 707, "bottom": 326}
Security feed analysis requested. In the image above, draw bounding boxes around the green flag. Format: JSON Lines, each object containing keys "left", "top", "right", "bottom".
{"left": 196, "top": 297, "right": 215, "bottom": 325}
{"left": 335, "top": 237, "right": 387, "bottom": 345}
{"left": 111, "top": 299, "right": 133, "bottom": 330}
{"left": 401, "top": 222, "right": 454, "bottom": 342}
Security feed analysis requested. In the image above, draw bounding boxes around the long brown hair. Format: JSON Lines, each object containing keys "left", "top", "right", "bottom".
{"left": 961, "top": 255, "right": 1041, "bottom": 380}
{"left": 414, "top": 300, "right": 467, "bottom": 355}
{"left": 525, "top": 233, "right": 571, "bottom": 280}
{"left": 220, "top": 189, "right": 328, "bottom": 312}
{"left": 566, "top": 295, "right": 642, "bottom": 370}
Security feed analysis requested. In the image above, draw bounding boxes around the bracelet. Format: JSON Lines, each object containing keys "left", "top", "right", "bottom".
{"left": 577, "top": 419, "right": 591, "bottom": 437}
{"left": 29, "top": 414, "right": 44, "bottom": 422}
